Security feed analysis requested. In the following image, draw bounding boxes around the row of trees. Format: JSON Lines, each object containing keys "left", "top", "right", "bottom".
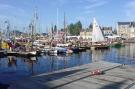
{"left": 51, "top": 21, "right": 82, "bottom": 36}
{"left": 68, "top": 21, "right": 82, "bottom": 36}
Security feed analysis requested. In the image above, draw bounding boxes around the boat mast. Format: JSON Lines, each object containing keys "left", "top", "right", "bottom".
{"left": 64, "top": 12, "right": 66, "bottom": 43}
{"left": 5, "top": 20, "right": 10, "bottom": 40}
{"left": 31, "top": 7, "right": 38, "bottom": 49}
{"left": 56, "top": 8, "right": 59, "bottom": 45}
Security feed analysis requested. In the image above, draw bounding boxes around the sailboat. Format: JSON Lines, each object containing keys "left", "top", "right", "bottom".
{"left": 48, "top": 11, "right": 73, "bottom": 55}
{"left": 91, "top": 18, "right": 109, "bottom": 49}
{"left": 25, "top": 8, "right": 38, "bottom": 56}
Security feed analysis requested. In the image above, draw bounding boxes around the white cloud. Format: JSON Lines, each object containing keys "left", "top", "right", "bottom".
{"left": 126, "top": 1, "right": 135, "bottom": 19}
{"left": 85, "top": 0, "right": 108, "bottom": 9}
{"left": 52, "top": 0, "right": 107, "bottom": 7}
{"left": 83, "top": 0, "right": 108, "bottom": 15}
{"left": 84, "top": 10, "right": 94, "bottom": 14}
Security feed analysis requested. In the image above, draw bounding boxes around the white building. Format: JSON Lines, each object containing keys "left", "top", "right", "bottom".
{"left": 117, "top": 22, "right": 135, "bottom": 39}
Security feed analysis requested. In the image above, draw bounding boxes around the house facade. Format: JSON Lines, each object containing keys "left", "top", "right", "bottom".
{"left": 117, "top": 22, "right": 135, "bottom": 38}
{"left": 102, "top": 27, "right": 113, "bottom": 36}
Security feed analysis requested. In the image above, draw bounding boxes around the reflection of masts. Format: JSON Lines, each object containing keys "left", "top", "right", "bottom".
{"left": 50, "top": 56, "right": 54, "bottom": 72}
{"left": 64, "top": 56, "right": 67, "bottom": 69}
{"left": 26, "top": 57, "right": 37, "bottom": 75}
{"left": 8, "top": 56, "right": 17, "bottom": 67}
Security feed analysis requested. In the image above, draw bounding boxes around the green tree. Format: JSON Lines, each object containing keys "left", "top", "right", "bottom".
{"left": 54, "top": 25, "right": 57, "bottom": 32}
{"left": 74, "top": 21, "right": 82, "bottom": 35}
{"left": 68, "top": 23, "right": 75, "bottom": 35}
{"left": 68, "top": 21, "right": 82, "bottom": 36}
{"left": 51, "top": 25, "right": 54, "bottom": 33}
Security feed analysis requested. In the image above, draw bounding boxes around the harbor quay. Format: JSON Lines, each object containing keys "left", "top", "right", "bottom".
{"left": 8, "top": 61, "right": 135, "bottom": 89}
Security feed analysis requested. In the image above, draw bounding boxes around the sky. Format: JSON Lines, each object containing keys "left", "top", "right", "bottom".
{"left": 0, "top": 0, "right": 135, "bottom": 33}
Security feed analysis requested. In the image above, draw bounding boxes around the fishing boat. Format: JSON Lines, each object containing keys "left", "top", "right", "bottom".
{"left": 24, "top": 8, "right": 39, "bottom": 56}
{"left": 91, "top": 18, "right": 109, "bottom": 49}
{"left": 48, "top": 12, "right": 73, "bottom": 55}
{"left": 48, "top": 45, "right": 73, "bottom": 55}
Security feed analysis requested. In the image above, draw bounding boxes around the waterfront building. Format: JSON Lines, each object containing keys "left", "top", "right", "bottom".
{"left": 80, "top": 30, "right": 92, "bottom": 40}
{"left": 117, "top": 22, "right": 135, "bottom": 39}
{"left": 102, "top": 27, "right": 113, "bottom": 36}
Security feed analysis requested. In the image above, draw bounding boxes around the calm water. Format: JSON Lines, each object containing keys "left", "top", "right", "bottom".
{"left": 1, "top": 43, "right": 135, "bottom": 84}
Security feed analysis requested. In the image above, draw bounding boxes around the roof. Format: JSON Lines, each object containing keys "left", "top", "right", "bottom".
{"left": 118, "top": 22, "right": 135, "bottom": 27}
{"left": 102, "top": 27, "right": 112, "bottom": 30}
{"left": 118, "top": 22, "right": 132, "bottom": 26}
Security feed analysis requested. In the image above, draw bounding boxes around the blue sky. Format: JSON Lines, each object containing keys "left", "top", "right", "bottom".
{"left": 0, "top": 0, "right": 135, "bottom": 33}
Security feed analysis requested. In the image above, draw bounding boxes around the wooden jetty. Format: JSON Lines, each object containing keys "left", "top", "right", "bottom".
{"left": 8, "top": 61, "right": 135, "bottom": 89}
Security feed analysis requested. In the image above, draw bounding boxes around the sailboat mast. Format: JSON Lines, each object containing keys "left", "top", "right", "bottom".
{"left": 64, "top": 12, "right": 66, "bottom": 43}
{"left": 31, "top": 7, "right": 38, "bottom": 48}
{"left": 57, "top": 8, "right": 59, "bottom": 36}
{"left": 34, "top": 7, "right": 38, "bottom": 35}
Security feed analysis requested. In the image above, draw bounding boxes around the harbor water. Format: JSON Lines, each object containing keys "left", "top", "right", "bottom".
{"left": 0, "top": 43, "right": 135, "bottom": 84}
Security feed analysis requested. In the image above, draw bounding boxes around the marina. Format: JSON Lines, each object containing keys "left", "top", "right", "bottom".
{"left": 0, "top": 0, "right": 135, "bottom": 89}
{"left": 0, "top": 43, "right": 135, "bottom": 89}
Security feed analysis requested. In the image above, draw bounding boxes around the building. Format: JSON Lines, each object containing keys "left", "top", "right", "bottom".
{"left": 117, "top": 22, "right": 135, "bottom": 38}
{"left": 80, "top": 30, "right": 92, "bottom": 40}
{"left": 102, "top": 27, "right": 113, "bottom": 36}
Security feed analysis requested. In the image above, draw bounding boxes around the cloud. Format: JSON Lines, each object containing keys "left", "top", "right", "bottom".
{"left": 52, "top": 0, "right": 107, "bottom": 7}
{"left": 83, "top": 0, "right": 108, "bottom": 15}
{"left": 126, "top": 1, "right": 135, "bottom": 19}
{"left": 84, "top": 10, "right": 94, "bottom": 14}
{"left": 84, "top": 0, "right": 108, "bottom": 10}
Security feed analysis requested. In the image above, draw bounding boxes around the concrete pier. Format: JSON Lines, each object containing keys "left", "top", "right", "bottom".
{"left": 8, "top": 61, "right": 135, "bottom": 89}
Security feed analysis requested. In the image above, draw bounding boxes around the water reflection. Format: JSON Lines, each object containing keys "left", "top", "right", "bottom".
{"left": 103, "top": 44, "right": 135, "bottom": 65}
{"left": 91, "top": 49, "right": 108, "bottom": 62}
{"left": 1, "top": 44, "right": 135, "bottom": 83}
{"left": 117, "top": 43, "right": 135, "bottom": 59}
{"left": 24, "top": 57, "right": 38, "bottom": 75}
{"left": 8, "top": 56, "right": 17, "bottom": 67}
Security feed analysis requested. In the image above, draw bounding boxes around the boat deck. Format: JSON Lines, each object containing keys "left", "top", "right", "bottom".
{"left": 8, "top": 61, "right": 135, "bottom": 89}
{"left": 7, "top": 51, "right": 38, "bottom": 57}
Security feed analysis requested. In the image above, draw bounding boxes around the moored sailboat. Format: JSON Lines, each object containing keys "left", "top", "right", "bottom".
{"left": 91, "top": 18, "right": 109, "bottom": 49}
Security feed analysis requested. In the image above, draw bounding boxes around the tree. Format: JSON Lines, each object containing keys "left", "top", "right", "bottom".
{"left": 74, "top": 21, "right": 82, "bottom": 35}
{"left": 76, "top": 21, "right": 82, "bottom": 31}
{"left": 51, "top": 25, "right": 54, "bottom": 33}
{"left": 68, "top": 23, "right": 75, "bottom": 35}
{"left": 54, "top": 25, "right": 57, "bottom": 32}
{"left": 68, "top": 21, "right": 82, "bottom": 36}
{"left": 89, "top": 23, "right": 93, "bottom": 29}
